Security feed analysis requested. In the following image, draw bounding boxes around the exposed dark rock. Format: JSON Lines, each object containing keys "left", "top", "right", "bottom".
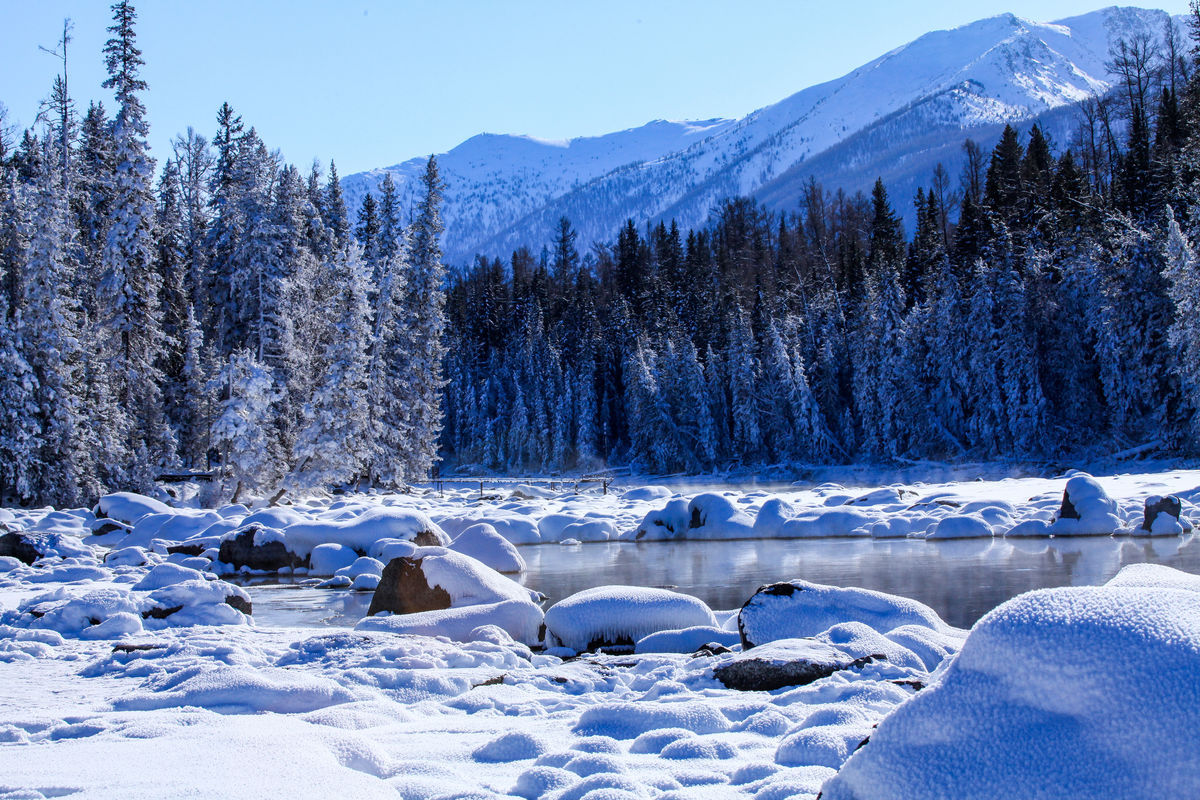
{"left": 1142, "top": 495, "right": 1183, "bottom": 532}
{"left": 715, "top": 646, "right": 882, "bottom": 691}
{"left": 367, "top": 556, "right": 453, "bottom": 616}
{"left": 90, "top": 520, "right": 130, "bottom": 537}
{"left": 224, "top": 595, "right": 253, "bottom": 616}
{"left": 0, "top": 531, "right": 42, "bottom": 565}
{"left": 166, "top": 543, "right": 206, "bottom": 557}
{"left": 587, "top": 635, "right": 635, "bottom": 654}
{"left": 413, "top": 530, "right": 444, "bottom": 547}
{"left": 112, "top": 643, "right": 165, "bottom": 654}
{"left": 1059, "top": 490, "right": 1081, "bottom": 520}
{"left": 217, "top": 526, "right": 305, "bottom": 572}
{"left": 142, "top": 605, "right": 184, "bottom": 620}
{"left": 691, "top": 643, "right": 734, "bottom": 658}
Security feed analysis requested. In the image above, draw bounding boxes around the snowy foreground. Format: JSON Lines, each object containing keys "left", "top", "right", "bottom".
{"left": 1, "top": 470, "right": 1200, "bottom": 798}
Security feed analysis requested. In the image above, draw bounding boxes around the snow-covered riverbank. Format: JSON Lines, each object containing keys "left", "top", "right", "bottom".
{"left": 1, "top": 469, "right": 1199, "bottom": 797}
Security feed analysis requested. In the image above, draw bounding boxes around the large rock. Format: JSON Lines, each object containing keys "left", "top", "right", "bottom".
{"left": 367, "top": 547, "right": 540, "bottom": 617}
{"left": 1051, "top": 474, "right": 1120, "bottom": 535}
{"left": 0, "top": 530, "right": 91, "bottom": 563}
{"left": 0, "top": 531, "right": 43, "bottom": 565}
{"left": 737, "top": 580, "right": 949, "bottom": 649}
{"left": 363, "top": 547, "right": 544, "bottom": 644}
{"left": 366, "top": 556, "right": 452, "bottom": 616}
{"left": 543, "top": 586, "right": 717, "bottom": 652}
{"left": 1141, "top": 495, "right": 1184, "bottom": 534}
{"left": 217, "top": 525, "right": 305, "bottom": 572}
{"left": 713, "top": 639, "right": 879, "bottom": 691}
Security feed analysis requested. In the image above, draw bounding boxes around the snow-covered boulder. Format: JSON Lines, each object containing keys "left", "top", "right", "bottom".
{"left": 543, "top": 586, "right": 717, "bottom": 652}
{"left": 359, "top": 547, "right": 542, "bottom": 644}
{"left": 631, "top": 497, "right": 690, "bottom": 541}
{"left": 685, "top": 493, "right": 756, "bottom": 539}
{"left": 712, "top": 638, "right": 877, "bottom": 691}
{"left": 217, "top": 525, "right": 304, "bottom": 572}
{"left": 94, "top": 492, "right": 171, "bottom": 525}
{"left": 356, "top": 599, "right": 544, "bottom": 645}
{"left": 737, "top": 580, "right": 952, "bottom": 649}
{"left": 440, "top": 514, "right": 541, "bottom": 545}
{"left": 921, "top": 514, "right": 992, "bottom": 540}
{"left": 821, "top": 565, "right": 1200, "bottom": 799}
{"left": 2, "top": 564, "right": 251, "bottom": 637}
{"left": 308, "top": 543, "right": 360, "bottom": 576}
{"left": 0, "top": 530, "right": 93, "bottom": 564}
{"left": 283, "top": 507, "right": 450, "bottom": 557}
{"left": 634, "top": 625, "right": 741, "bottom": 654}
{"left": 776, "top": 508, "right": 876, "bottom": 538}
{"left": 365, "top": 547, "right": 541, "bottom": 618}
{"left": 1050, "top": 474, "right": 1120, "bottom": 535}
{"left": 1141, "top": 495, "right": 1187, "bottom": 535}
{"left": 449, "top": 523, "right": 526, "bottom": 573}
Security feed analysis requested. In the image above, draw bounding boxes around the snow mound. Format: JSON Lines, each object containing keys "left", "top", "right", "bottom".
{"left": 921, "top": 514, "right": 993, "bottom": 539}
{"left": 95, "top": 492, "right": 171, "bottom": 525}
{"left": 2, "top": 566, "right": 251, "bottom": 637}
{"left": 821, "top": 566, "right": 1200, "bottom": 799}
{"left": 114, "top": 664, "right": 355, "bottom": 713}
{"left": 635, "top": 625, "right": 741, "bottom": 654}
{"left": 544, "top": 586, "right": 717, "bottom": 652}
{"left": 573, "top": 701, "right": 732, "bottom": 739}
{"left": 684, "top": 494, "right": 756, "bottom": 539}
{"left": 450, "top": 523, "right": 527, "bottom": 572}
{"left": 356, "top": 599, "right": 544, "bottom": 645}
{"left": 632, "top": 498, "right": 691, "bottom": 541}
{"left": 737, "top": 581, "right": 952, "bottom": 648}
{"left": 1050, "top": 474, "right": 1121, "bottom": 536}
{"left": 283, "top": 507, "right": 450, "bottom": 557}
{"left": 309, "top": 543, "right": 360, "bottom": 576}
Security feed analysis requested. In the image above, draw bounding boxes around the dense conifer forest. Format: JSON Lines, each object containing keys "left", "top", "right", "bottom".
{"left": 3, "top": 3, "right": 1200, "bottom": 506}
{"left": 441, "top": 13, "right": 1200, "bottom": 474}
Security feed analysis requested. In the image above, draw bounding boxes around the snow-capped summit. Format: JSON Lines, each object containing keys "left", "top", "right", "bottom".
{"left": 343, "top": 6, "right": 1180, "bottom": 266}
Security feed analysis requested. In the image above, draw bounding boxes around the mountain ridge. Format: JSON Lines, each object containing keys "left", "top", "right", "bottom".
{"left": 342, "top": 5, "right": 1181, "bottom": 265}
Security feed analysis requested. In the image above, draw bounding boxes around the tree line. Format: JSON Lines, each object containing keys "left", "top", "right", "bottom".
{"left": 440, "top": 9, "right": 1200, "bottom": 474}
{"left": 0, "top": 2, "right": 447, "bottom": 506}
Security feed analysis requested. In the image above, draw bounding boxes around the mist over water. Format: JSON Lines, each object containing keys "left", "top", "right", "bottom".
{"left": 247, "top": 534, "right": 1200, "bottom": 630}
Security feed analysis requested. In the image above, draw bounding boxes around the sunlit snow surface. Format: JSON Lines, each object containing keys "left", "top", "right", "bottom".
{"left": 0, "top": 468, "right": 1199, "bottom": 798}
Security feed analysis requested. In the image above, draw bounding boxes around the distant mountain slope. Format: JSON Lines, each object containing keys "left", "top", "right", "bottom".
{"left": 340, "top": 119, "right": 734, "bottom": 264}
{"left": 343, "top": 6, "right": 1179, "bottom": 265}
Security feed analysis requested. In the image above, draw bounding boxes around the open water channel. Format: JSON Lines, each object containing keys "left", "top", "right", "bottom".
{"left": 243, "top": 532, "right": 1200, "bottom": 630}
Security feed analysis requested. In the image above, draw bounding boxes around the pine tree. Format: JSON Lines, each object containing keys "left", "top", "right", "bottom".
{"left": 210, "top": 348, "right": 279, "bottom": 500}
{"left": 1164, "top": 208, "right": 1200, "bottom": 447}
{"left": 287, "top": 243, "right": 372, "bottom": 490}
{"left": 398, "top": 155, "right": 448, "bottom": 479}
{"left": 98, "top": 0, "right": 175, "bottom": 488}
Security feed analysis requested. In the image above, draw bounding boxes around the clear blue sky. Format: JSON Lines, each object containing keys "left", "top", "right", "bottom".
{"left": 0, "top": 1, "right": 1191, "bottom": 176}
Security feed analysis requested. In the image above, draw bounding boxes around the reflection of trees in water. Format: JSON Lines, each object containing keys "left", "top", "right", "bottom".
{"left": 519, "top": 534, "right": 1200, "bottom": 629}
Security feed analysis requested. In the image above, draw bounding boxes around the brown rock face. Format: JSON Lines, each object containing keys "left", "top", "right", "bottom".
{"left": 366, "top": 556, "right": 452, "bottom": 617}
{"left": 217, "top": 526, "right": 305, "bottom": 572}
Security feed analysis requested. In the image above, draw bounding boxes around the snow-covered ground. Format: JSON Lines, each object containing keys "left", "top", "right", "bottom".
{"left": 1, "top": 468, "right": 1199, "bottom": 797}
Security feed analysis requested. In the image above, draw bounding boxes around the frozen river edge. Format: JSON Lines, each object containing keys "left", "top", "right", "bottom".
{"left": 1, "top": 469, "right": 1199, "bottom": 798}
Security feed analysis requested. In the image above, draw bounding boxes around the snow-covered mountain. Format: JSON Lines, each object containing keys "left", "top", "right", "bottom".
{"left": 343, "top": 6, "right": 1179, "bottom": 265}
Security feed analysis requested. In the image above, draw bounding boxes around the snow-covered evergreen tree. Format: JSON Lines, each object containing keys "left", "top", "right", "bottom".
{"left": 97, "top": 0, "right": 175, "bottom": 488}
{"left": 1164, "top": 207, "right": 1200, "bottom": 445}
{"left": 209, "top": 348, "right": 279, "bottom": 500}
{"left": 396, "top": 156, "right": 448, "bottom": 479}
{"left": 287, "top": 243, "right": 372, "bottom": 491}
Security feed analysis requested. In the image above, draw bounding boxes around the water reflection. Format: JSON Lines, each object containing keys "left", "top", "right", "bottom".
{"left": 244, "top": 534, "right": 1200, "bottom": 631}
{"left": 518, "top": 534, "right": 1200, "bottom": 628}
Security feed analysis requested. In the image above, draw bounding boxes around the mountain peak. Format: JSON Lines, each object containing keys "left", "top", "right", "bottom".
{"left": 342, "top": 5, "right": 1179, "bottom": 266}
